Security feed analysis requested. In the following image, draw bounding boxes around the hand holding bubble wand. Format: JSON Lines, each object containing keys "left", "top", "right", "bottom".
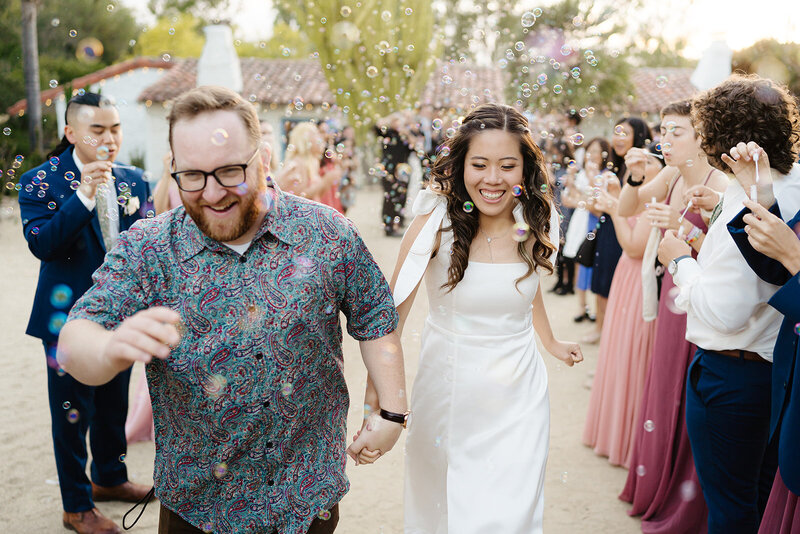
{"left": 750, "top": 152, "right": 759, "bottom": 203}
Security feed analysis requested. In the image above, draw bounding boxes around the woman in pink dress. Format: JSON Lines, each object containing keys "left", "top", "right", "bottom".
{"left": 616, "top": 101, "right": 728, "bottom": 532}
{"left": 581, "top": 151, "right": 662, "bottom": 468}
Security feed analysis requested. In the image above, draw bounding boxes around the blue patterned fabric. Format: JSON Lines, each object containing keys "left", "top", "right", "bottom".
{"left": 68, "top": 188, "right": 398, "bottom": 533}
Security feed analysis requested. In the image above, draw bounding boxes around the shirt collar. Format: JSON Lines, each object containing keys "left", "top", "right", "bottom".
{"left": 71, "top": 146, "right": 85, "bottom": 172}
{"left": 176, "top": 185, "right": 299, "bottom": 262}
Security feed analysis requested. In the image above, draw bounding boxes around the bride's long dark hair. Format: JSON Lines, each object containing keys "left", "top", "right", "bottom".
{"left": 429, "top": 103, "right": 556, "bottom": 291}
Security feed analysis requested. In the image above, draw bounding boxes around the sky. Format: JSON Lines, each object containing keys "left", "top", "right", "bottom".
{"left": 119, "top": 0, "right": 800, "bottom": 59}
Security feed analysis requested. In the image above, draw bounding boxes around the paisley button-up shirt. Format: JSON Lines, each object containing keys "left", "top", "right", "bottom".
{"left": 68, "top": 188, "right": 398, "bottom": 533}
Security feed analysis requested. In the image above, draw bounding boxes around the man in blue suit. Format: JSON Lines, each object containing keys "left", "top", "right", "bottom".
{"left": 18, "top": 92, "right": 153, "bottom": 534}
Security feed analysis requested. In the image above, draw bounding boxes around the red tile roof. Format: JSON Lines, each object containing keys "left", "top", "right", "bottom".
{"left": 7, "top": 57, "right": 174, "bottom": 115}
{"left": 630, "top": 67, "right": 698, "bottom": 115}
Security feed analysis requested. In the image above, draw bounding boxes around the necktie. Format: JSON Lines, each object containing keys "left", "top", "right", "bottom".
{"left": 95, "top": 180, "right": 116, "bottom": 252}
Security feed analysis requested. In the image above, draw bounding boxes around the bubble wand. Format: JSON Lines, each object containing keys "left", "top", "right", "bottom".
{"left": 751, "top": 152, "right": 760, "bottom": 203}
{"left": 677, "top": 199, "right": 693, "bottom": 224}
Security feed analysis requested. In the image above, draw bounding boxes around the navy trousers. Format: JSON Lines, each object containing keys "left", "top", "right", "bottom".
{"left": 686, "top": 347, "right": 778, "bottom": 533}
{"left": 45, "top": 342, "right": 131, "bottom": 512}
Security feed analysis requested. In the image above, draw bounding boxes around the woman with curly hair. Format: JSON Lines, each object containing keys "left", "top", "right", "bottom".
{"left": 657, "top": 74, "right": 800, "bottom": 533}
{"left": 358, "top": 103, "right": 583, "bottom": 533}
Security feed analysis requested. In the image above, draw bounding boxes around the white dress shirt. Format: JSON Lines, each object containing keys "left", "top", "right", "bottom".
{"left": 72, "top": 149, "right": 120, "bottom": 246}
{"left": 673, "top": 164, "right": 800, "bottom": 362}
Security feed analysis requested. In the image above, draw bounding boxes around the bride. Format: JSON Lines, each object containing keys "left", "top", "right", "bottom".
{"left": 359, "top": 103, "right": 583, "bottom": 533}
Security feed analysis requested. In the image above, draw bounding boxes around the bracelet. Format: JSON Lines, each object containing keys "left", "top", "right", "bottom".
{"left": 626, "top": 176, "right": 645, "bottom": 187}
{"left": 684, "top": 226, "right": 702, "bottom": 245}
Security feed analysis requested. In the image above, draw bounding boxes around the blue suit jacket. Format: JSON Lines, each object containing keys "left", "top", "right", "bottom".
{"left": 729, "top": 204, "right": 800, "bottom": 494}
{"left": 18, "top": 146, "right": 151, "bottom": 343}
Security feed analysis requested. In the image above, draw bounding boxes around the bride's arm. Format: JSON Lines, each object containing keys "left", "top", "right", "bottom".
{"left": 531, "top": 280, "right": 584, "bottom": 367}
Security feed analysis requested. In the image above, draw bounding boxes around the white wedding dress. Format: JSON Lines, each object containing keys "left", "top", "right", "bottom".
{"left": 395, "top": 189, "right": 559, "bottom": 534}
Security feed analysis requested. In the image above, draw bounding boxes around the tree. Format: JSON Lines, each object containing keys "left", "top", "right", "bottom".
{"left": 147, "top": 0, "right": 230, "bottom": 21}
{"left": 733, "top": 39, "right": 800, "bottom": 98}
{"left": 276, "top": 0, "right": 439, "bottom": 142}
{"left": 21, "top": 0, "right": 43, "bottom": 153}
{"left": 134, "top": 13, "right": 206, "bottom": 58}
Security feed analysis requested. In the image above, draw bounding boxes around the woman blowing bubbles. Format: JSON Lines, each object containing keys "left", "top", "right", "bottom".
{"left": 358, "top": 104, "right": 583, "bottom": 533}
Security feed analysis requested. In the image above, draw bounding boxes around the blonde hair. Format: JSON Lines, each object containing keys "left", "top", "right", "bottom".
{"left": 283, "top": 122, "right": 321, "bottom": 183}
{"left": 167, "top": 86, "right": 261, "bottom": 150}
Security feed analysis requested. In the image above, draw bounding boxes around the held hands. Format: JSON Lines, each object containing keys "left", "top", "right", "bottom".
{"left": 102, "top": 307, "right": 181, "bottom": 366}
{"left": 624, "top": 148, "right": 649, "bottom": 180}
{"left": 742, "top": 199, "right": 800, "bottom": 273}
{"left": 545, "top": 339, "right": 584, "bottom": 367}
{"left": 658, "top": 229, "right": 692, "bottom": 266}
{"left": 645, "top": 202, "right": 681, "bottom": 230}
{"left": 720, "top": 142, "right": 775, "bottom": 207}
{"left": 347, "top": 412, "right": 402, "bottom": 466}
{"left": 683, "top": 185, "right": 722, "bottom": 213}
{"left": 78, "top": 160, "right": 114, "bottom": 200}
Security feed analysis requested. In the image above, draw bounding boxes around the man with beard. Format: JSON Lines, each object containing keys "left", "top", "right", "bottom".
{"left": 57, "top": 86, "right": 408, "bottom": 534}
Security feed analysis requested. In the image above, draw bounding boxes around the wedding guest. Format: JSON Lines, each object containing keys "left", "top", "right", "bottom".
{"left": 544, "top": 136, "right": 576, "bottom": 295}
{"left": 618, "top": 100, "right": 727, "bottom": 532}
{"left": 18, "top": 92, "right": 152, "bottom": 533}
{"left": 375, "top": 113, "right": 418, "bottom": 236}
{"left": 57, "top": 86, "right": 408, "bottom": 534}
{"left": 582, "top": 148, "right": 661, "bottom": 468}
{"left": 583, "top": 117, "right": 658, "bottom": 344}
{"left": 727, "top": 198, "right": 800, "bottom": 534}
{"left": 658, "top": 75, "right": 800, "bottom": 533}
{"left": 361, "top": 103, "right": 583, "bottom": 533}
{"left": 277, "top": 121, "right": 342, "bottom": 208}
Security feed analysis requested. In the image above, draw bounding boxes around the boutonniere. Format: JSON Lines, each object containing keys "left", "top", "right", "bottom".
{"left": 124, "top": 196, "right": 140, "bottom": 216}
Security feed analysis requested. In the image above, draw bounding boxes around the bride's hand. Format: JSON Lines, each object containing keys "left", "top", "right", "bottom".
{"left": 546, "top": 339, "right": 583, "bottom": 367}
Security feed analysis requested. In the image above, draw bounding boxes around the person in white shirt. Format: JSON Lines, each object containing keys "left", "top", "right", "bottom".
{"left": 658, "top": 74, "right": 800, "bottom": 534}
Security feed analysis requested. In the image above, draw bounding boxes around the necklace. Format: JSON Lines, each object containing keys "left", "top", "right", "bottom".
{"left": 479, "top": 227, "right": 505, "bottom": 263}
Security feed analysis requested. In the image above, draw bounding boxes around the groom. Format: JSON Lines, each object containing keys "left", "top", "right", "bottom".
{"left": 18, "top": 92, "right": 153, "bottom": 533}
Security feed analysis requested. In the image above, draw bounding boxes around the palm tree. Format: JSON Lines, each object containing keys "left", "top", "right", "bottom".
{"left": 21, "top": 0, "right": 43, "bottom": 153}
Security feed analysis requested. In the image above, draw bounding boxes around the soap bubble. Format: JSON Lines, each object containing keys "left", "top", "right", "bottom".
{"left": 281, "top": 382, "right": 294, "bottom": 396}
{"left": 636, "top": 465, "right": 647, "bottom": 477}
{"left": 2, "top": 127, "right": 10, "bottom": 136}
{"left": 366, "top": 65, "right": 379, "bottom": 78}
{"left": 680, "top": 480, "right": 698, "bottom": 501}
{"left": 212, "top": 462, "right": 228, "bottom": 478}
{"left": 318, "top": 510, "right": 332, "bottom": 521}
{"left": 340, "top": 6, "right": 351, "bottom": 16}
{"left": 66, "top": 408, "right": 80, "bottom": 423}
{"left": 211, "top": 128, "right": 229, "bottom": 146}
{"left": 512, "top": 222, "right": 530, "bottom": 242}
{"left": 62, "top": 401, "right": 71, "bottom": 409}
{"left": 49, "top": 80, "right": 59, "bottom": 89}
{"left": 96, "top": 145, "right": 110, "bottom": 161}
{"left": 586, "top": 232, "right": 596, "bottom": 241}
{"left": 665, "top": 286, "right": 685, "bottom": 315}
{"left": 537, "top": 73, "right": 548, "bottom": 85}
{"left": 553, "top": 85, "right": 563, "bottom": 95}
{"left": 76, "top": 37, "right": 104, "bottom": 62}
{"left": 569, "top": 133, "right": 584, "bottom": 146}
{"left": 69, "top": 29, "right": 78, "bottom": 38}
{"left": 521, "top": 12, "right": 537, "bottom": 28}
{"left": 512, "top": 184, "right": 523, "bottom": 197}
{"left": 533, "top": 7, "right": 543, "bottom": 16}
{"left": 381, "top": 10, "right": 392, "bottom": 22}
{"left": 655, "top": 75, "right": 668, "bottom": 88}
{"left": 462, "top": 201, "right": 475, "bottom": 213}
{"left": 644, "top": 420, "right": 655, "bottom": 432}
{"left": 118, "top": 454, "right": 126, "bottom": 462}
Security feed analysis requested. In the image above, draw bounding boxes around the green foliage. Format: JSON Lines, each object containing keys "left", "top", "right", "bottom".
{"left": 134, "top": 13, "right": 205, "bottom": 58}
{"left": 733, "top": 39, "right": 800, "bottom": 98}
{"left": 276, "top": 0, "right": 439, "bottom": 143}
{"left": 235, "top": 22, "right": 314, "bottom": 59}
{"left": 147, "top": 0, "right": 230, "bottom": 20}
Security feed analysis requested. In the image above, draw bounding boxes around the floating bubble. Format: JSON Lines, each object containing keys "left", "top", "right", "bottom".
{"left": 36, "top": 170, "right": 47, "bottom": 180}
{"left": 146, "top": 210, "right": 155, "bottom": 218}
{"left": 533, "top": 7, "right": 543, "bottom": 16}
{"left": 161, "top": 53, "right": 171, "bottom": 62}
{"left": 512, "top": 222, "right": 530, "bottom": 242}
{"left": 586, "top": 232, "right": 596, "bottom": 241}
{"left": 340, "top": 6, "right": 351, "bottom": 16}
{"left": 561, "top": 472, "right": 568, "bottom": 483}
{"left": 48, "top": 312, "right": 68, "bottom": 335}
{"left": 318, "top": 510, "right": 332, "bottom": 521}
{"left": 47, "top": 201, "right": 57, "bottom": 210}
{"left": 117, "top": 195, "right": 128, "bottom": 206}
{"left": 795, "top": 323, "right": 800, "bottom": 335}
{"left": 49, "top": 80, "right": 58, "bottom": 89}
{"left": 62, "top": 401, "right": 71, "bottom": 409}
{"left": 514, "top": 41, "right": 525, "bottom": 52}
{"left": 281, "top": 382, "right": 294, "bottom": 396}
{"left": 212, "top": 462, "right": 228, "bottom": 478}
{"left": 636, "top": 465, "right": 647, "bottom": 477}
{"left": 644, "top": 420, "right": 655, "bottom": 432}
{"left": 553, "top": 85, "right": 563, "bottom": 95}
{"left": 686, "top": 159, "right": 694, "bottom": 167}
{"left": 614, "top": 125, "right": 625, "bottom": 136}
{"left": 49, "top": 156, "right": 60, "bottom": 166}
{"left": 66, "top": 408, "right": 80, "bottom": 423}
{"left": 405, "top": 7, "right": 413, "bottom": 15}
{"left": 577, "top": 201, "right": 586, "bottom": 210}
{"left": 462, "top": 201, "right": 475, "bottom": 213}
{"left": 106, "top": 3, "right": 115, "bottom": 12}
{"left": 512, "top": 184, "right": 523, "bottom": 197}
{"left": 665, "top": 286, "right": 685, "bottom": 315}
{"left": 381, "top": 10, "right": 392, "bottom": 22}
{"left": 2, "top": 127, "right": 10, "bottom": 136}
{"left": 571, "top": 67, "right": 581, "bottom": 78}
{"left": 70, "top": 180, "right": 80, "bottom": 190}
{"left": 64, "top": 171, "right": 75, "bottom": 181}
{"left": 366, "top": 65, "right": 379, "bottom": 78}
{"left": 211, "top": 128, "right": 229, "bottom": 146}
{"left": 680, "top": 480, "right": 697, "bottom": 501}
{"left": 569, "top": 133, "right": 584, "bottom": 146}
{"left": 76, "top": 37, "right": 104, "bottom": 62}
{"left": 560, "top": 44, "right": 573, "bottom": 56}
{"left": 537, "top": 73, "right": 548, "bottom": 85}
{"left": 655, "top": 75, "right": 668, "bottom": 88}
{"left": 69, "top": 29, "right": 77, "bottom": 38}
{"left": 96, "top": 145, "right": 110, "bottom": 161}
{"left": 540, "top": 183, "right": 548, "bottom": 193}
{"left": 521, "top": 11, "right": 537, "bottom": 27}
{"left": 440, "top": 146, "right": 451, "bottom": 157}
{"left": 51, "top": 18, "right": 60, "bottom": 27}
{"left": 118, "top": 454, "right": 126, "bottom": 463}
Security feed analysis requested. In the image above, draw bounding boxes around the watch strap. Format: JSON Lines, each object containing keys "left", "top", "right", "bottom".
{"left": 626, "top": 175, "right": 645, "bottom": 187}
{"left": 379, "top": 409, "right": 408, "bottom": 428}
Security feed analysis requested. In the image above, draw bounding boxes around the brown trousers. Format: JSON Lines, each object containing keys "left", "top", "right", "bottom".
{"left": 158, "top": 504, "right": 339, "bottom": 534}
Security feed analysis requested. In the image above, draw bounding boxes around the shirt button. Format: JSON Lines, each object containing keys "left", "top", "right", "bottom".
{"left": 263, "top": 401, "right": 270, "bottom": 408}
{"left": 255, "top": 353, "right": 263, "bottom": 360}
{"left": 266, "top": 441, "right": 274, "bottom": 448}
{"left": 267, "top": 479, "right": 275, "bottom": 486}
{"left": 239, "top": 255, "right": 247, "bottom": 263}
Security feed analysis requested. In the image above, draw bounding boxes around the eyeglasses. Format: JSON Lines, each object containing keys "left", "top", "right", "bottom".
{"left": 171, "top": 149, "right": 260, "bottom": 192}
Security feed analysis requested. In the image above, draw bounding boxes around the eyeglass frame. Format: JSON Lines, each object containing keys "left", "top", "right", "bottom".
{"left": 170, "top": 148, "right": 261, "bottom": 192}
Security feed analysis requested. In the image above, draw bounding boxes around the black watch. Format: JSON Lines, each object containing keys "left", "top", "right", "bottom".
{"left": 626, "top": 175, "right": 645, "bottom": 187}
{"left": 379, "top": 409, "right": 412, "bottom": 429}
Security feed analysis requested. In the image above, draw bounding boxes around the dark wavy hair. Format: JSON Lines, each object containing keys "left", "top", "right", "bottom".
{"left": 584, "top": 137, "right": 611, "bottom": 171}
{"left": 691, "top": 74, "right": 800, "bottom": 175}
{"left": 429, "top": 103, "right": 556, "bottom": 292}
{"left": 611, "top": 117, "right": 652, "bottom": 179}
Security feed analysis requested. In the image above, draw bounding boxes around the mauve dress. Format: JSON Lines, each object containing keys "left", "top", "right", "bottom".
{"left": 619, "top": 192, "right": 709, "bottom": 532}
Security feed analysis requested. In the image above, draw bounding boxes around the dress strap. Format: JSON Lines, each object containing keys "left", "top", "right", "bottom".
{"left": 702, "top": 168, "right": 714, "bottom": 186}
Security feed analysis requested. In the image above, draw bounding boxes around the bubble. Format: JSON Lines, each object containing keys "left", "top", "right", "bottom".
{"left": 106, "top": 3, "right": 115, "bottom": 12}
{"left": 69, "top": 29, "right": 77, "bottom": 38}
{"left": 210, "top": 128, "right": 229, "bottom": 146}
{"left": 62, "top": 401, "right": 71, "bottom": 409}
{"left": 118, "top": 454, "right": 126, "bottom": 462}
{"left": 571, "top": 67, "right": 582, "bottom": 78}
{"left": 462, "top": 201, "right": 475, "bottom": 213}
{"left": 433, "top": 121, "right": 443, "bottom": 132}
{"left": 405, "top": 7, "right": 413, "bottom": 15}
{"left": 2, "top": 127, "right": 10, "bottom": 136}
{"left": 514, "top": 41, "right": 525, "bottom": 52}
{"left": 366, "top": 65, "right": 379, "bottom": 78}
{"left": 440, "top": 146, "right": 451, "bottom": 157}
{"left": 434, "top": 436, "right": 442, "bottom": 448}
{"left": 49, "top": 80, "right": 58, "bottom": 89}
{"left": 614, "top": 125, "right": 625, "bottom": 136}
{"left": 636, "top": 465, "right": 647, "bottom": 477}
{"left": 281, "top": 382, "right": 294, "bottom": 396}
{"left": 540, "top": 183, "right": 548, "bottom": 193}
{"left": 318, "top": 510, "right": 332, "bottom": 521}
{"left": 665, "top": 286, "right": 685, "bottom": 315}
{"left": 560, "top": 45, "right": 572, "bottom": 56}
{"left": 569, "top": 133, "right": 584, "bottom": 146}
{"left": 686, "top": 159, "right": 694, "bottom": 167}
{"left": 512, "top": 222, "right": 530, "bottom": 242}
{"left": 644, "top": 420, "right": 655, "bottom": 432}
{"left": 117, "top": 195, "right": 128, "bottom": 206}
{"left": 48, "top": 312, "right": 68, "bottom": 335}
{"left": 70, "top": 180, "right": 80, "bottom": 190}
{"left": 64, "top": 171, "right": 75, "bottom": 181}
{"left": 76, "top": 37, "right": 105, "bottom": 62}
{"left": 66, "top": 409, "right": 80, "bottom": 423}
{"left": 553, "top": 85, "right": 563, "bottom": 95}
{"left": 47, "top": 201, "right": 56, "bottom": 210}
{"left": 537, "top": 73, "right": 548, "bottom": 85}
{"left": 212, "top": 462, "right": 228, "bottom": 478}
{"left": 512, "top": 184, "right": 523, "bottom": 197}
{"left": 340, "top": 6, "right": 351, "bottom": 16}
{"left": 655, "top": 75, "right": 668, "bottom": 88}
{"left": 599, "top": 215, "right": 606, "bottom": 223}
{"left": 577, "top": 201, "right": 586, "bottom": 210}
{"left": 521, "top": 11, "right": 537, "bottom": 27}
{"left": 36, "top": 170, "right": 46, "bottom": 180}
{"left": 381, "top": 10, "right": 391, "bottom": 22}
{"left": 51, "top": 18, "right": 60, "bottom": 27}
{"left": 561, "top": 472, "right": 568, "bottom": 483}
{"left": 161, "top": 53, "right": 171, "bottom": 62}
{"left": 95, "top": 145, "right": 110, "bottom": 161}
{"left": 586, "top": 232, "right": 596, "bottom": 241}
{"left": 680, "top": 480, "right": 697, "bottom": 501}
{"left": 795, "top": 323, "right": 800, "bottom": 335}
{"left": 533, "top": 7, "right": 543, "bottom": 16}
{"left": 146, "top": 210, "right": 155, "bottom": 218}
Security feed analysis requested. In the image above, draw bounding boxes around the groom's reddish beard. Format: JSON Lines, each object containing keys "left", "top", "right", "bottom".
{"left": 183, "top": 177, "right": 266, "bottom": 242}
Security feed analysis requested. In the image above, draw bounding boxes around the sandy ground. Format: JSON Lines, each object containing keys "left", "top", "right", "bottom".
{"left": 0, "top": 186, "right": 641, "bottom": 533}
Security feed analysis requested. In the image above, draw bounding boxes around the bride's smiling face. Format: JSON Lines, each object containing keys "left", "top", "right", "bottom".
{"left": 463, "top": 129, "right": 524, "bottom": 218}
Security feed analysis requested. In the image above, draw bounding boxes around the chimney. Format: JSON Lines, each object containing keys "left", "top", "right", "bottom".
{"left": 196, "top": 24, "right": 243, "bottom": 92}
